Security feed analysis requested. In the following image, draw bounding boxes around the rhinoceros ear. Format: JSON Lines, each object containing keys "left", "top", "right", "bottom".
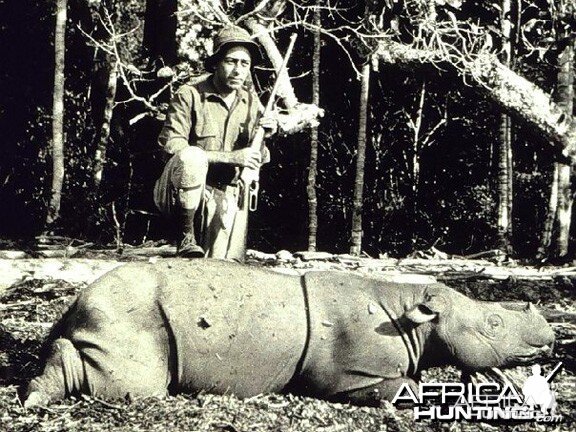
{"left": 404, "top": 294, "right": 447, "bottom": 324}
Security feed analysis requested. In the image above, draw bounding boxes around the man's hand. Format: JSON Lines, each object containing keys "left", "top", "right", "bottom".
{"left": 233, "top": 147, "right": 261, "bottom": 169}
{"left": 259, "top": 115, "right": 278, "bottom": 138}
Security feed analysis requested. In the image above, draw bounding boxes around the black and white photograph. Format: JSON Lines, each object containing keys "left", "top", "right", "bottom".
{"left": 0, "top": 0, "right": 574, "bottom": 430}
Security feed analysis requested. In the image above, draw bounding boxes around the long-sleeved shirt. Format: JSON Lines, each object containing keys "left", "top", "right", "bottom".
{"left": 158, "top": 75, "right": 262, "bottom": 186}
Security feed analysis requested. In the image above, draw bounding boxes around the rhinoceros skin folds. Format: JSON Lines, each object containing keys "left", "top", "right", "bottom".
{"left": 24, "top": 259, "right": 555, "bottom": 408}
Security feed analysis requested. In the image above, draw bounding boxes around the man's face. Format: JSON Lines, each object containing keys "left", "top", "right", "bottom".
{"left": 214, "top": 46, "right": 251, "bottom": 92}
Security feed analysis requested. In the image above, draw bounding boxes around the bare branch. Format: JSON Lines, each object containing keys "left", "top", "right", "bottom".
{"left": 236, "top": 0, "right": 277, "bottom": 24}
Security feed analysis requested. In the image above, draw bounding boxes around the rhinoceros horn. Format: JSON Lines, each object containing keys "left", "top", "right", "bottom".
{"left": 500, "top": 301, "right": 537, "bottom": 313}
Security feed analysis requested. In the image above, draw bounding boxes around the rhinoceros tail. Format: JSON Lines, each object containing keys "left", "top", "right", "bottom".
{"left": 24, "top": 338, "right": 85, "bottom": 408}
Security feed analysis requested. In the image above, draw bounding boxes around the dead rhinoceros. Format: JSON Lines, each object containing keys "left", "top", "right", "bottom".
{"left": 24, "top": 259, "right": 554, "bottom": 407}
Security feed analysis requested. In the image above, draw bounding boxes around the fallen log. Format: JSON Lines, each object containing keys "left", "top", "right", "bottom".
{"left": 540, "top": 308, "right": 576, "bottom": 324}
{"left": 375, "top": 41, "right": 576, "bottom": 162}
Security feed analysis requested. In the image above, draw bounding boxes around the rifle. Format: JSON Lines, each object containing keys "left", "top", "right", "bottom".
{"left": 545, "top": 361, "right": 563, "bottom": 382}
{"left": 239, "top": 33, "right": 297, "bottom": 211}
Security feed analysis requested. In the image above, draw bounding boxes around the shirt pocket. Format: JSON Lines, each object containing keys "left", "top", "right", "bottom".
{"left": 193, "top": 111, "right": 218, "bottom": 150}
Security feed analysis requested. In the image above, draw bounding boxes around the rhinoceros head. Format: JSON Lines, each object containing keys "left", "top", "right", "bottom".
{"left": 404, "top": 287, "right": 555, "bottom": 371}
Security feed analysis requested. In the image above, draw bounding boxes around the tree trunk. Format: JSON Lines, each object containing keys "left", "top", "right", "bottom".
{"left": 538, "top": 164, "right": 559, "bottom": 260}
{"left": 540, "top": 35, "right": 575, "bottom": 260}
{"left": 93, "top": 58, "right": 118, "bottom": 190}
{"left": 375, "top": 42, "right": 576, "bottom": 161}
{"left": 243, "top": 18, "right": 298, "bottom": 109}
{"left": 409, "top": 82, "right": 426, "bottom": 249}
{"left": 46, "top": 0, "right": 67, "bottom": 226}
{"left": 497, "top": 114, "right": 513, "bottom": 250}
{"left": 350, "top": 63, "right": 370, "bottom": 256}
{"left": 307, "top": 3, "right": 320, "bottom": 251}
{"left": 496, "top": 0, "right": 513, "bottom": 252}
{"left": 411, "top": 82, "right": 425, "bottom": 194}
{"left": 556, "top": 163, "right": 572, "bottom": 256}
{"left": 554, "top": 39, "right": 574, "bottom": 257}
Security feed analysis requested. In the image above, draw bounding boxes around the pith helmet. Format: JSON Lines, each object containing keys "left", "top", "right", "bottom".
{"left": 204, "top": 26, "right": 262, "bottom": 71}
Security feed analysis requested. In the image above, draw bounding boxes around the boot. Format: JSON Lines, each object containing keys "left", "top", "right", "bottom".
{"left": 176, "top": 208, "right": 204, "bottom": 258}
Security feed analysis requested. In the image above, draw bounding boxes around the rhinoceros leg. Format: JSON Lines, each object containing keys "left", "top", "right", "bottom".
{"left": 65, "top": 318, "right": 171, "bottom": 401}
{"left": 25, "top": 338, "right": 84, "bottom": 407}
{"left": 332, "top": 377, "right": 418, "bottom": 407}
{"left": 25, "top": 313, "right": 171, "bottom": 406}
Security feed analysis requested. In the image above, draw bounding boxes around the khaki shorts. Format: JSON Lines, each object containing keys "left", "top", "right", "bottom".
{"left": 154, "top": 148, "right": 248, "bottom": 261}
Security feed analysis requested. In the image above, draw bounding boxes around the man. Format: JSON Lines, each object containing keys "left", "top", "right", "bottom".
{"left": 521, "top": 364, "right": 557, "bottom": 414}
{"left": 154, "top": 26, "right": 277, "bottom": 259}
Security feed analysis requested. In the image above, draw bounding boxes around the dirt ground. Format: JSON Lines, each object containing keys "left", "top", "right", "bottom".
{"left": 0, "top": 253, "right": 574, "bottom": 431}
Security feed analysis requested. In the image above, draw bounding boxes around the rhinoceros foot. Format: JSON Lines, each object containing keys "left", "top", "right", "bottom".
{"left": 23, "top": 391, "right": 50, "bottom": 409}
{"left": 24, "top": 338, "right": 84, "bottom": 408}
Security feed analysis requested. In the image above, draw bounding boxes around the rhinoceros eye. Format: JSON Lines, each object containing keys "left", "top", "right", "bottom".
{"left": 485, "top": 314, "right": 504, "bottom": 338}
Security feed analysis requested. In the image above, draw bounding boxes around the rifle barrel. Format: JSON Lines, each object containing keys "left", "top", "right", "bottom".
{"left": 545, "top": 361, "right": 563, "bottom": 382}
{"left": 240, "top": 33, "right": 298, "bottom": 212}
{"left": 261, "top": 33, "right": 298, "bottom": 117}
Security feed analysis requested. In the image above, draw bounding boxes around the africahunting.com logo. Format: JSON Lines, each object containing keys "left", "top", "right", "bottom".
{"left": 392, "top": 362, "right": 564, "bottom": 423}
